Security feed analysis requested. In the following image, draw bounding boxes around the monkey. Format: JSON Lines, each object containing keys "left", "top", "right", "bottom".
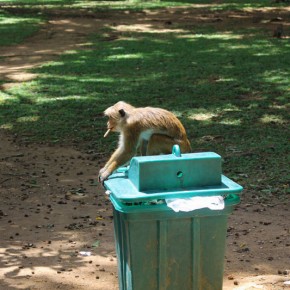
{"left": 98, "top": 101, "right": 191, "bottom": 183}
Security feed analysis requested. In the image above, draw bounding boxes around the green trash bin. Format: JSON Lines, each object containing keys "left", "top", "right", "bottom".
{"left": 104, "top": 146, "right": 243, "bottom": 290}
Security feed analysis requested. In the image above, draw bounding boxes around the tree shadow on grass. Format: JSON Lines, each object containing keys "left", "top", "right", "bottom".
{"left": 0, "top": 19, "right": 289, "bottom": 197}
{"left": 0, "top": 12, "right": 42, "bottom": 46}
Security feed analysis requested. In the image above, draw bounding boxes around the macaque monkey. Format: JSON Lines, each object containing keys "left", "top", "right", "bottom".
{"left": 98, "top": 101, "right": 191, "bottom": 182}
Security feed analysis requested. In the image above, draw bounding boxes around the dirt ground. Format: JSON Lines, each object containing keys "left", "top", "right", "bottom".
{"left": 0, "top": 5, "right": 289, "bottom": 290}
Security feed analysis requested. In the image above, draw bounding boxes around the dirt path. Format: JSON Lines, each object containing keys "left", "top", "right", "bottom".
{"left": 0, "top": 8, "right": 176, "bottom": 85}
{"left": 0, "top": 7, "right": 289, "bottom": 290}
{"left": 0, "top": 16, "right": 104, "bottom": 87}
{"left": 0, "top": 130, "right": 119, "bottom": 290}
{"left": 1, "top": 6, "right": 289, "bottom": 86}
{"left": 0, "top": 131, "right": 289, "bottom": 290}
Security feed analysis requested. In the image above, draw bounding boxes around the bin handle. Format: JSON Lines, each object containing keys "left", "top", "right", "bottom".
{"left": 172, "top": 145, "right": 181, "bottom": 157}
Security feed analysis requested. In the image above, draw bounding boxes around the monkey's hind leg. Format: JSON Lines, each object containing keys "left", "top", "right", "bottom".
{"left": 146, "top": 134, "right": 175, "bottom": 155}
{"left": 147, "top": 134, "right": 191, "bottom": 155}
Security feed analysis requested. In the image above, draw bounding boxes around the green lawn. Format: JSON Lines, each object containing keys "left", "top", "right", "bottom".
{"left": 0, "top": 11, "right": 42, "bottom": 46}
{"left": 0, "top": 0, "right": 288, "bottom": 10}
{"left": 0, "top": 2, "right": 289, "bottom": 200}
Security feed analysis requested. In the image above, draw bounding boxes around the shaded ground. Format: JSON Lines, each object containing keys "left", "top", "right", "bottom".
{"left": 0, "top": 6, "right": 289, "bottom": 290}
{"left": 0, "top": 130, "right": 289, "bottom": 290}
{"left": 0, "top": 131, "right": 118, "bottom": 290}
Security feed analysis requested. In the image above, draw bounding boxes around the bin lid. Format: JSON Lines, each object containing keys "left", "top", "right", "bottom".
{"left": 104, "top": 145, "right": 243, "bottom": 203}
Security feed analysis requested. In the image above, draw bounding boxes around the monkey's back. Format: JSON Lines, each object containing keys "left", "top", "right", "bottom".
{"left": 127, "top": 107, "right": 188, "bottom": 140}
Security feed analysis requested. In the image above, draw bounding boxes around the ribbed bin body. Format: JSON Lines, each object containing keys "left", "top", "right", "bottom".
{"left": 104, "top": 148, "right": 243, "bottom": 290}
{"left": 111, "top": 194, "right": 240, "bottom": 290}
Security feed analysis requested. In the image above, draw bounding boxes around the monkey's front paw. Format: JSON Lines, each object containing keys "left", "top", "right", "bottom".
{"left": 98, "top": 168, "right": 111, "bottom": 184}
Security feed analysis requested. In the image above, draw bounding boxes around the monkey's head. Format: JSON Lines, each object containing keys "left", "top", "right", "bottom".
{"left": 103, "top": 101, "right": 135, "bottom": 137}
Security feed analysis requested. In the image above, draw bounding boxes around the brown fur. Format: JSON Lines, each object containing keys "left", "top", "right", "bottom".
{"left": 98, "top": 101, "right": 191, "bottom": 182}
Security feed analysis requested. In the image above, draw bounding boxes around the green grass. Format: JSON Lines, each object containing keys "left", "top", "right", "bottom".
{"left": 0, "top": 0, "right": 188, "bottom": 10}
{"left": 0, "top": 0, "right": 288, "bottom": 10}
{"left": 0, "top": 0, "right": 287, "bottom": 47}
{"left": 0, "top": 4, "right": 289, "bottom": 200}
{"left": 0, "top": 12, "right": 42, "bottom": 46}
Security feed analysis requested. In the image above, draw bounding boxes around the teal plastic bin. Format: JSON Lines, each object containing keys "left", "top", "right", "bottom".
{"left": 104, "top": 146, "right": 243, "bottom": 290}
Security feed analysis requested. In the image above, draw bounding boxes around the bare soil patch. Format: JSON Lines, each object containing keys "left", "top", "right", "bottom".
{"left": 0, "top": 6, "right": 289, "bottom": 290}
{"left": 0, "top": 130, "right": 289, "bottom": 290}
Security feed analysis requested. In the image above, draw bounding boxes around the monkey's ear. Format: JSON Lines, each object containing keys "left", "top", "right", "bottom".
{"left": 119, "top": 109, "right": 126, "bottom": 117}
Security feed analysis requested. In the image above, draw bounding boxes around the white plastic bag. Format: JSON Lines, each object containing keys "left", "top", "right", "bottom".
{"left": 166, "top": 196, "right": 224, "bottom": 212}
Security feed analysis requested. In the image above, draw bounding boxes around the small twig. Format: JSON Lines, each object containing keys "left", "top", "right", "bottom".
{"left": 0, "top": 178, "right": 10, "bottom": 185}
{"left": 23, "top": 184, "right": 41, "bottom": 188}
{"left": 3, "top": 173, "right": 28, "bottom": 176}
{"left": 3, "top": 153, "right": 24, "bottom": 159}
